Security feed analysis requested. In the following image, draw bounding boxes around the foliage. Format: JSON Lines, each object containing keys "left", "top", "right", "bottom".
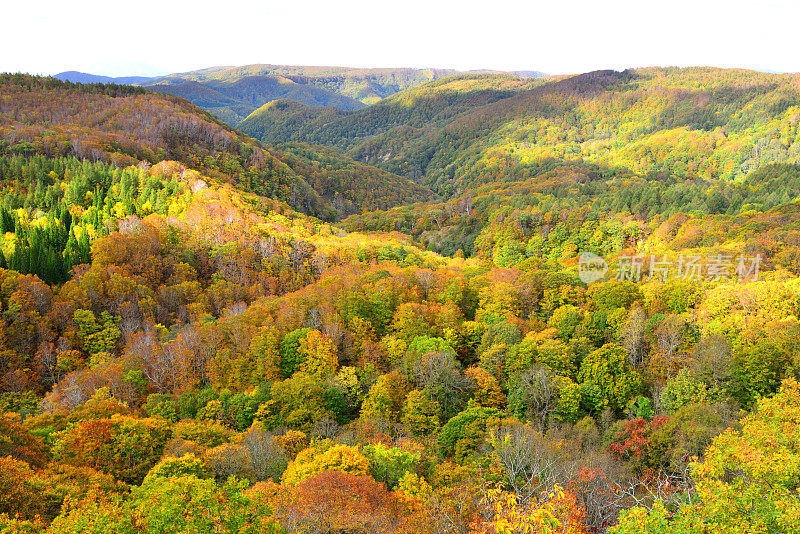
{"left": 267, "top": 470, "right": 421, "bottom": 533}
{"left": 439, "top": 402, "right": 503, "bottom": 460}
{"left": 281, "top": 443, "right": 370, "bottom": 485}
{"left": 401, "top": 389, "right": 441, "bottom": 436}
{"left": 52, "top": 415, "right": 170, "bottom": 484}
{"left": 613, "top": 378, "right": 800, "bottom": 533}
{"left": 577, "top": 344, "right": 642, "bottom": 413}
{"left": 257, "top": 373, "right": 333, "bottom": 431}
{"left": 362, "top": 442, "right": 420, "bottom": 489}
{"left": 131, "top": 476, "right": 281, "bottom": 534}
{"left": 474, "top": 484, "right": 588, "bottom": 534}
{"left": 3, "top": 68, "right": 800, "bottom": 533}
{"left": 361, "top": 370, "right": 411, "bottom": 423}
{"left": 142, "top": 453, "right": 208, "bottom": 485}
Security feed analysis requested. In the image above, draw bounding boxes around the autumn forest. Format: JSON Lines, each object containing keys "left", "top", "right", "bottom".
{"left": 1, "top": 60, "right": 800, "bottom": 534}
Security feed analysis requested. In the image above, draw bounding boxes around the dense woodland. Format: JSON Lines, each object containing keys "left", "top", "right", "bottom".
{"left": 0, "top": 71, "right": 799, "bottom": 534}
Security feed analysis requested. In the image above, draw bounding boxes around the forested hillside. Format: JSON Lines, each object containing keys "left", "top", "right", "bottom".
{"left": 1, "top": 69, "right": 800, "bottom": 534}
{"left": 241, "top": 67, "right": 800, "bottom": 195}
{"left": 57, "top": 65, "right": 548, "bottom": 130}
{"left": 146, "top": 65, "right": 477, "bottom": 105}
{"left": 343, "top": 159, "right": 800, "bottom": 269}
{"left": 147, "top": 76, "right": 366, "bottom": 127}
{"left": 0, "top": 74, "right": 432, "bottom": 220}
{"left": 239, "top": 74, "right": 550, "bottom": 146}
{"left": 138, "top": 65, "right": 479, "bottom": 127}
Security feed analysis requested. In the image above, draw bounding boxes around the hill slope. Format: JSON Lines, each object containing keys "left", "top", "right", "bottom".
{"left": 56, "top": 65, "right": 549, "bottom": 128}
{"left": 147, "top": 75, "right": 366, "bottom": 126}
{"left": 4, "top": 68, "right": 800, "bottom": 534}
{"left": 0, "top": 74, "right": 432, "bottom": 219}
{"left": 239, "top": 67, "right": 800, "bottom": 196}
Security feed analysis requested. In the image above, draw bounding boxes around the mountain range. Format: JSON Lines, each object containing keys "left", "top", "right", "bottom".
{"left": 51, "top": 70, "right": 156, "bottom": 85}
{"left": 55, "top": 65, "right": 547, "bottom": 127}
{"left": 238, "top": 67, "right": 800, "bottom": 195}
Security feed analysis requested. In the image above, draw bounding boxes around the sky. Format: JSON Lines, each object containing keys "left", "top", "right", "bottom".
{"left": 4, "top": 0, "right": 798, "bottom": 77}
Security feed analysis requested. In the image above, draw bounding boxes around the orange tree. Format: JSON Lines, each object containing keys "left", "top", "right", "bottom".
{"left": 472, "top": 484, "right": 588, "bottom": 534}
{"left": 52, "top": 414, "right": 170, "bottom": 484}
{"left": 267, "top": 470, "right": 422, "bottom": 533}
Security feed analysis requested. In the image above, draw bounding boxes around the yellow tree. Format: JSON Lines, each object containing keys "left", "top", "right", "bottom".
{"left": 281, "top": 443, "right": 370, "bottom": 486}
{"left": 298, "top": 330, "right": 337, "bottom": 377}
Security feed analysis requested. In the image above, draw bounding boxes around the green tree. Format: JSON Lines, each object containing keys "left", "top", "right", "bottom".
{"left": 132, "top": 476, "right": 280, "bottom": 533}
{"left": 362, "top": 442, "right": 420, "bottom": 489}
{"left": 439, "top": 402, "right": 503, "bottom": 460}
{"left": 279, "top": 327, "right": 311, "bottom": 378}
{"left": 577, "top": 343, "right": 642, "bottom": 412}
{"left": 256, "top": 372, "right": 332, "bottom": 431}
{"left": 72, "top": 310, "right": 121, "bottom": 356}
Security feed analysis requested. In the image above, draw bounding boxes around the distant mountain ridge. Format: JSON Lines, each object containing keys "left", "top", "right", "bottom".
{"left": 54, "top": 71, "right": 157, "bottom": 85}
{"left": 147, "top": 75, "right": 367, "bottom": 126}
{"left": 144, "top": 64, "right": 546, "bottom": 104}
{"left": 54, "top": 65, "right": 547, "bottom": 127}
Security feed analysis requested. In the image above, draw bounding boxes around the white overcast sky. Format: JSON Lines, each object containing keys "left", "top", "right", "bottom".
{"left": 4, "top": 0, "right": 797, "bottom": 77}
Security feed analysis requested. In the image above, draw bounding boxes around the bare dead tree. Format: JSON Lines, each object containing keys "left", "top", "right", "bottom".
{"left": 424, "top": 479, "right": 483, "bottom": 534}
{"left": 289, "top": 239, "right": 315, "bottom": 271}
{"left": 621, "top": 304, "right": 648, "bottom": 369}
{"left": 312, "top": 417, "right": 341, "bottom": 440}
{"left": 256, "top": 235, "right": 277, "bottom": 258}
{"left": 320, "top": 308, "right": 345, "bottom": 350}
{"left": 240, "top": 425, "right": 288, "bottom": 482}
{"left": 570, "top": 450, "right": 634, "bottom": 532}
{"left": 206, "top": 443, "right": 249, "bottom": 483}
{"left": 132, "top": 331, "right": 174, "bottom": 394}
{"left": 461, "top": 195, "right": 473, "bottom": 216}
{"left": 415, "top": 269, "right": 436, "bottom": 300}
{"left": 431, "top": 210, "right": 444, "bottom": 231}
{"left": 413, "top": 351, "right": 473, "bottom": 419}
{"left": 491, "top": 423, "right": 573, "bottom": 504}
{"left": 514, "top": 366, "right": 558, "bottom": 431}
{"left": 310, "top": 251, "right": 329, "bottom": 276}
{"left": 617, "top": 461, "right": 696, "bottom": 513}
{"left": 305, "top": 307, "right": 324, "bottom": 330}
{"left": 37, "top": 341, "right": 58, "bottom": 385}
{"left": 654, "top": 315, "right": 687, "bottom": 363}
